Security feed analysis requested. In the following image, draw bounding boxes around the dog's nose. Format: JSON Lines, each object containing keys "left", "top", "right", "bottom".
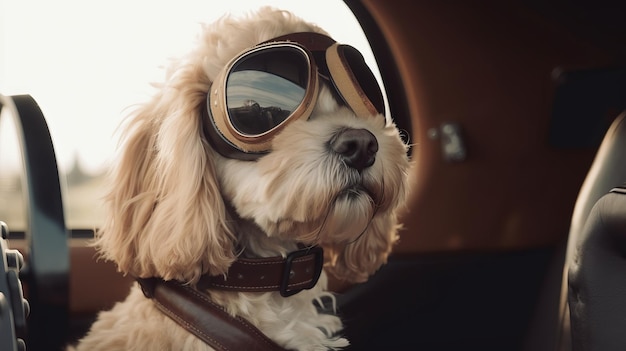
{"left": 330, "top": 128, "right": 378, "bottom": 171}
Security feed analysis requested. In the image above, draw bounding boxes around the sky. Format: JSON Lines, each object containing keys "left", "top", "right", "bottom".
{"left": 227, "top": 70, "right": 305, "bottom": 110}
{"left": 0, "top": 0, "right": 380, "bottom": 175}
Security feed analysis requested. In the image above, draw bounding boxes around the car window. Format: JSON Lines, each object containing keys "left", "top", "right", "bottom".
{"left": 0, "top": 107, "right": 27, "bottom": 231}
{"left": 0, "top": 0, "right": 383, "bottom": 230}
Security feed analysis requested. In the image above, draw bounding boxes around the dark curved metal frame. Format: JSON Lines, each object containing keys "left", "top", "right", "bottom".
{"left": 0, "top": 94, "right": 69, "bottom": 351}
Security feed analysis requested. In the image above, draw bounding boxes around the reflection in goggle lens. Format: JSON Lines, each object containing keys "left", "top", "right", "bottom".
{"left": 226, "top": 48, "right": 308, "bottom": 135}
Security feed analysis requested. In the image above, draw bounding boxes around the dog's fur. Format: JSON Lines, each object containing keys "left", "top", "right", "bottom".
{"left": 74, "top": 8, "right": 409, "bottom": 351}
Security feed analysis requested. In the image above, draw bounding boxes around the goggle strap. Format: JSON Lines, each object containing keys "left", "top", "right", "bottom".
{"left": 326, "top": 44, "right": 379, "bottom": 116}
{"left": 262, "top": 32, "right": 336, "bottom": 52}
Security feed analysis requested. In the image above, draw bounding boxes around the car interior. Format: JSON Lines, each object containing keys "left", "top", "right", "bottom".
{"left": 1, "top": 0, "right": 625, "bottom": 350}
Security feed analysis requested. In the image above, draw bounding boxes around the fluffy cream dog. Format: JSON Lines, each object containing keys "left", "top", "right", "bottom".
{"left": 74, "top": 7, "right": 409, "bottom": 351}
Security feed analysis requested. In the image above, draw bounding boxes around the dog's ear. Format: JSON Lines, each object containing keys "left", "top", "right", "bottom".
{"left": 323, "top": 213, "right": 401, "bottom": 283}
{"left": 95, "top": 76, "right": 236, "bottom": 283}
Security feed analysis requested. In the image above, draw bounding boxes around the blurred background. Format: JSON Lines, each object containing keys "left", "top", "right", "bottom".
{"left": 0, "top": 0, "right": 378, "bottom": 230}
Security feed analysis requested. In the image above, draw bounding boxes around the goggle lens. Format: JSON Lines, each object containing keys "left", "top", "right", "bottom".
{"left": 226, "top": 47, "right": 310, "bottom": 136}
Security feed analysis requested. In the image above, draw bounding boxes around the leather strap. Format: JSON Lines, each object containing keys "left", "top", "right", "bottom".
{"left": 263, "top": 32, "right": 336, "bottom": 52}
{"left": 198, "top": 246, "right": 324, "bottom": 297}
{"left": 138, "top": 278, "right": 288, "bottom": 351}
{"left": 136, "top": 247, "right": 324, "bottom": 350}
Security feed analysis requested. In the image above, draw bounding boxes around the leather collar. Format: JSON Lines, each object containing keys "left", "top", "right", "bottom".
{"left": 140, "top": 246, "right": 324, "bottom": 298}
{"left": 198, "top": 246, "right": 324, "bottom": 297}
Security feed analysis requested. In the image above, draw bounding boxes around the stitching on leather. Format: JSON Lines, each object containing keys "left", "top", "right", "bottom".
{"left": 184, "top": 287, "right": 280, "bottom": 349}
{"left": 153, "top": 299, "right": 228, "bottom": 351}
{"left": 236, "top": 256, "right": 314, "bottom": 266}
{"left": 211, "top": 255, "right": 317, "bottom": 290}
{"left": 211, "top": 278, "right": 313, "bottom": 290}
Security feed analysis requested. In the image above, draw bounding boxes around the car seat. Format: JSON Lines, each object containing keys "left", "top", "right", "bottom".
{"left": 558, "top": 111, "right": 626, "bottom": 350}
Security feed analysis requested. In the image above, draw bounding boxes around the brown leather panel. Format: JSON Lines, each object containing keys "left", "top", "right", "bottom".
{"left": 9, "top": 239, "right": 133, "bottom": 314}
{"left": 361, "top": 0, "right": 615, "bottom": 252}
{"left": 68, "top": 239, "right": 133, "bottom": 313}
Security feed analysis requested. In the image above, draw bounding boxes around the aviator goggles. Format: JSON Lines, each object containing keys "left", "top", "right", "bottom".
{"left": 203, "top": 32, "right": 385, "bottom": 160}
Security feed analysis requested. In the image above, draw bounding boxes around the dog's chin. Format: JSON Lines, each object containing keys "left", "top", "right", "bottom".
{"left": 308, "top": 184, "right": 377, "bottom": 244}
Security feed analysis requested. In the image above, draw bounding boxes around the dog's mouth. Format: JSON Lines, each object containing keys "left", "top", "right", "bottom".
{"left": 336, "top": 181, "right": 380, "bottom": 206}
{"left": 338, "top": 184, "right": 371, "bottom": 200}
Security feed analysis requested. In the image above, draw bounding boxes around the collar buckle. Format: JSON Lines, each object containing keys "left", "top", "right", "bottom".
{"left": 280, "top": 246, "right": 324, "bottom": 297}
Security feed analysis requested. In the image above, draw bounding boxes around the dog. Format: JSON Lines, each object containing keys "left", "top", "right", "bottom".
{"left": 73, "top": 7, "right": 410, "bottom": 351}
